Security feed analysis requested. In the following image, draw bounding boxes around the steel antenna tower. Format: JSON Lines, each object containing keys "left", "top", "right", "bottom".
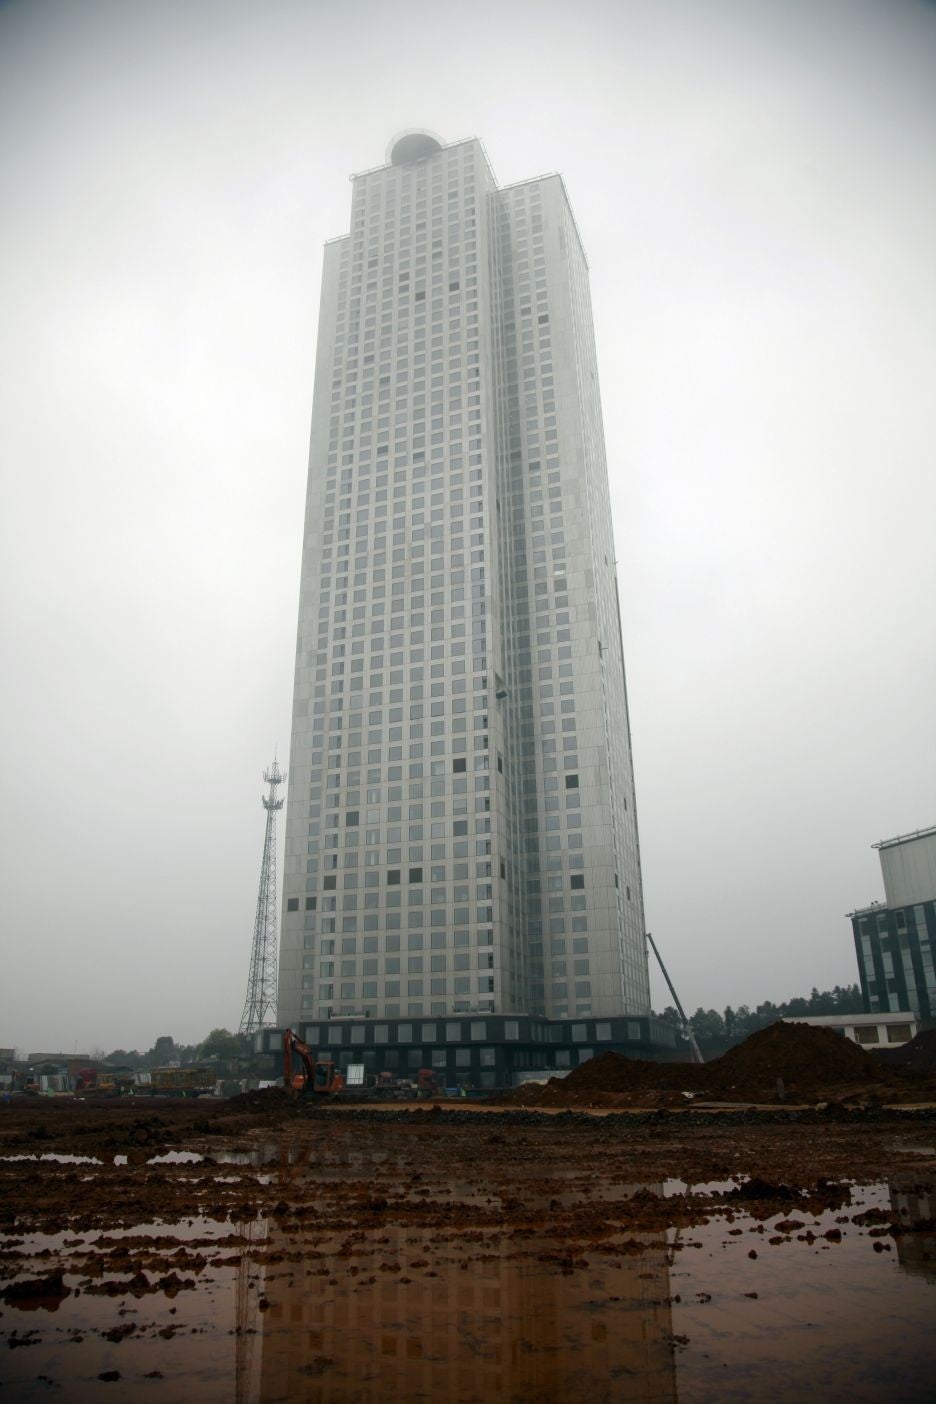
{"left": 239, "top": 758, "right": 285, "bottom": 1036}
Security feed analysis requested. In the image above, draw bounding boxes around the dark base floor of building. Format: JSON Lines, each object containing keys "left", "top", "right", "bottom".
{"left": 257, "top": 1012, "right": 680, "bottom": 1089}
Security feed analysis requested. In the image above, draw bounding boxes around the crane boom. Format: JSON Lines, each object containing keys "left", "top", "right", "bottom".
{"left": 646, "top": 932, "right": 704, "bottom": 1064}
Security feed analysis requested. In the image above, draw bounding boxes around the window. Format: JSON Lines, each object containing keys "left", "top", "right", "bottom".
{"left": 570, "top": 875, "right": 584, "bottom": 890}
{"left": 470, "top": 1021, "right": 486, "bottom": 1040}
{"left": 287, "top": 897, "right": 299, "bottom": 911}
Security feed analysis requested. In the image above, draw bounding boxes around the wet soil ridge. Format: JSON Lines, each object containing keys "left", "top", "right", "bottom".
{"left": 502, "top": 1020, "right": 936, "bottom": 1107}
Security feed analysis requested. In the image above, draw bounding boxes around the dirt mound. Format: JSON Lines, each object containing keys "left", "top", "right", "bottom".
{"left": 875, "top": 1027, "right": 936, "bottom": 1074}
{"left": 503, "top": 1022, "right": 888, "bottom": 1108}
{"left": 558, "top": 1051, "right": 699, "bottom": 1094}
{"left": 706, "top": 1021, "right": 877, "bottom": 1095}
{"left": 224, "top": 1085, "right": 293, "bottom": 1114}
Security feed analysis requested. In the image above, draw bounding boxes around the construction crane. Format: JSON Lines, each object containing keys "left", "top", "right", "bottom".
{"left": 646, "top": 931, "right": 704, "bottom": 1064}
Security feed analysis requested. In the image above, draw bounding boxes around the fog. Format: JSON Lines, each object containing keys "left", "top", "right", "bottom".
{"left": 2, "top": 0, "right": 934, "bottom": 1053}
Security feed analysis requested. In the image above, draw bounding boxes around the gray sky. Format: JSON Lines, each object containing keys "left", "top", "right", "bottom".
{"left": 2, "top": 0, "right": 934, "bottom": 1054}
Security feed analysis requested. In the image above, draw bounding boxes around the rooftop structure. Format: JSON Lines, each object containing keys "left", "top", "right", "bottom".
{"left": 849, "top": 825, "right": 936, "bottom": 1022}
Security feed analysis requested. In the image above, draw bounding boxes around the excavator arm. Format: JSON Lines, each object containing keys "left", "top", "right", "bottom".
{"left": 282, "top": 1028, "right": 316, "bottom": 1092}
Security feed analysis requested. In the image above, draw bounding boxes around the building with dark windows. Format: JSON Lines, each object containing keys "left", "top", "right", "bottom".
{"left": 274, "top": 130, "right": 663, "bottom": 1072}
{"left": 850, "top": 825, "right": 936, "bottom": 1023}
{"left": 258, "top": 1013, "right": 676, "bottom": 1091}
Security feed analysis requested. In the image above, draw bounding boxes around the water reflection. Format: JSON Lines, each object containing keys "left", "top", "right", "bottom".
{"left": 2, "top": 1134, "right": 935, "bottom": 1404}
{"left": 888, "top": 1176, "right": 936, "bottom": 1284}
{"left": 252, "top": 1209, "right": 677, "bottom": 1403}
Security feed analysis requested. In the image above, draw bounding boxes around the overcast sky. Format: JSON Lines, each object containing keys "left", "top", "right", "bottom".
{"left": 2, "top": 0, "right": 934, "bottom": 1055}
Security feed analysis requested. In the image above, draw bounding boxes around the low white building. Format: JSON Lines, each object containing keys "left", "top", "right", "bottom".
{"left": 782, "top": 1012, "right": 918, "bottom": 1048}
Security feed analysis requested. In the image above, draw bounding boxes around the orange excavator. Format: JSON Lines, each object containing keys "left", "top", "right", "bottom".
{"left": 282, "top": 1028, "right": 345, "bottom": 1097}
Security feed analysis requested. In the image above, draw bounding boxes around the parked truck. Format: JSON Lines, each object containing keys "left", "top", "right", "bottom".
{"left": 145, "top": 1067, "right": 215, "bottom": 1097}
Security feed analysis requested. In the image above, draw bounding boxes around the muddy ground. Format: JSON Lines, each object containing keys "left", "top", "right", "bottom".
{"left": 2, "top": 1094, "right": 935, "bottom": 1400}
{"left": 2, "top": 1093, "right": 935, "bottom": 1255}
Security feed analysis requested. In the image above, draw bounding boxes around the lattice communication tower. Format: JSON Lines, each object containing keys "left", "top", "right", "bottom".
{"left": 239, "top": 758, "right": 285, "bottom": 1035}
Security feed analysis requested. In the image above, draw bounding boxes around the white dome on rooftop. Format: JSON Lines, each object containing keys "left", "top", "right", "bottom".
{"left": 387, "top": 130, "right": 444, "bottom": 165}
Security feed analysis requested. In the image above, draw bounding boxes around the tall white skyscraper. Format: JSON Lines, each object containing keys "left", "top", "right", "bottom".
{"left": 278, "top": 131, "right": 652, "bottom": 1040}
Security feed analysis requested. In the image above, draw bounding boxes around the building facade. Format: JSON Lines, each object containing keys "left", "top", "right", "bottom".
{"left": 277, "top": 131, "right": 651, "bottom": 1034}
{"left": 258, "top": 1013, "right": 676, "bottom": 1092}
{"left": 850, "top": 826, "right": 936, "bottom": 1022}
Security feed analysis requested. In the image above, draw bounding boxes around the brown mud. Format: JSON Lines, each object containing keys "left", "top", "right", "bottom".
{"left": 1, "top": 1091, "right": 935, "bottom": 1400}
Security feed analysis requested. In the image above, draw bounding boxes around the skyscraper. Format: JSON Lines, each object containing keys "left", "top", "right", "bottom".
{"left": 277, "top": 131, "right": 652, "bottom": 1046}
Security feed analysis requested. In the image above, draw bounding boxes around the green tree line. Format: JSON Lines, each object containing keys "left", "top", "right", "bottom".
{"left": 659, "top": 983, "right": 866, "bottom": 1052}
{"left": 103, "top": 1029, "right": 254, "bottom": 1070}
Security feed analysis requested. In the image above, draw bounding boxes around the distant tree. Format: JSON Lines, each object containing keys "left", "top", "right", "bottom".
{"left": 145, "top": 1035, "right": 177, "bottom": 1068}
{"left": 831, "top": 984, "right": 864, "bottom": 1014}
{"left": 199, "top": 1029, "right": 244, "bottom": 1062}
{"left": 730, "top": 1004, "right": 750, "bottom": 1035}
{"left": 690, "top": 1008, "right": 725, "bottom": 1041}
{"left": 723, "top": 1006, "right": 736, "bottom": 1039}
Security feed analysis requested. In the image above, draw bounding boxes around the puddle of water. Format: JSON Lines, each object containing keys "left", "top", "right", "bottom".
{"left": 2, "top": 1150, "right": 934, "bottom": 1403}
{"left": 671, "top": 1181, "right": 936, "bottom": 1402}
{"left": 0, "top": 1153, "right": 104, "bottom": 1166}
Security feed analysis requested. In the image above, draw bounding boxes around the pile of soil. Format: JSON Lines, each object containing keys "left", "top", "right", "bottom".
{"left": 504, "top": 1021, "right": 909, "bottom": 1108}
{"left": 224, "top": 1085, "right": 293, "bottom": 1114}
{"left": 707, "top": 1020, "right": 877, "bottom": 1094}
{"left": 875, "top": 1027, "right": 936, "bottom": 1074}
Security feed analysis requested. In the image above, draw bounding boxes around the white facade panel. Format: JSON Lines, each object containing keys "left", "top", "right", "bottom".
{"left": 879, "top": 829, "right": 936, "bottom": 909}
